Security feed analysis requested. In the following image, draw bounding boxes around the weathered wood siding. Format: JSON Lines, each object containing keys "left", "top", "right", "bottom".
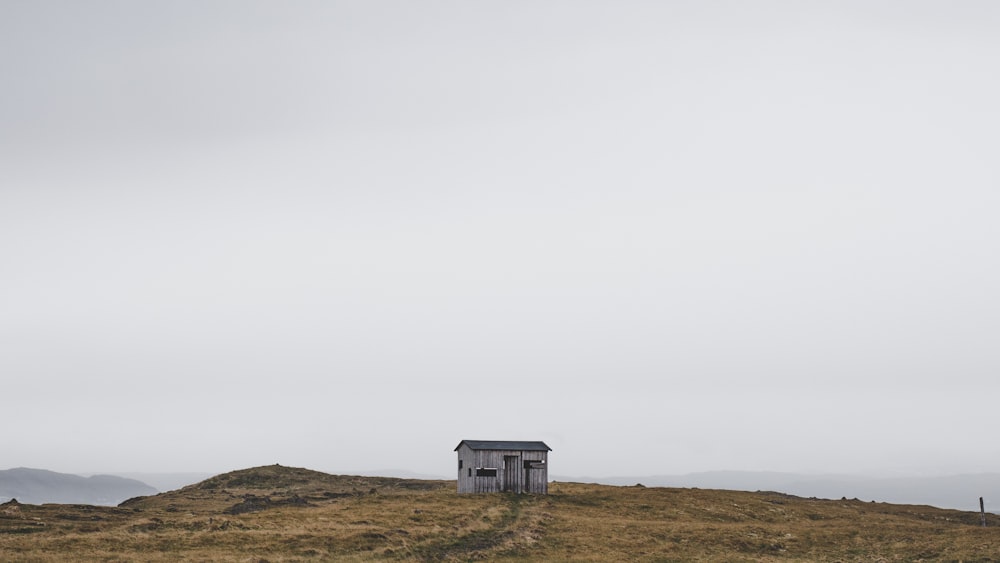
{"left": 456, "top": 444, "right": 477, "bottom": 493}
{"left": 523, "top": 450, "right": 548, "bottom": 494}
{"left": 456, "top": 446, "right": 548, "bottom": 494}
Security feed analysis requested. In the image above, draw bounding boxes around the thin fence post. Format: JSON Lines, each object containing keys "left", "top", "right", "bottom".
{"left": 981, "top": 497, "right": 987, "bottom": 528}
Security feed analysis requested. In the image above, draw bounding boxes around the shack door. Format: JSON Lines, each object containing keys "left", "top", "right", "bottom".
{"left": 524, "top": 460, "right": 546, "bottom": 493}
{"left": 503, "top": 456, "right": 520, "bottom": 492}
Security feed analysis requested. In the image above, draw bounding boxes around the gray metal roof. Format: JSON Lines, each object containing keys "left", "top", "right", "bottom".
{"left": 454, "top": 440, "right": 552, "bottom": 452}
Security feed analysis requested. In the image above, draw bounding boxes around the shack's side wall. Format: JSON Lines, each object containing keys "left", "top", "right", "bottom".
{"left": 456, "top": 444, "right": 476, "bottom": 493}
{"left": 457, "top": 446, "right": 549, "bottom": 494}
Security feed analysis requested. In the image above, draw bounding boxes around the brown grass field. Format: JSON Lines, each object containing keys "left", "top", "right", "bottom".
{"left": 2, "top": 464, "right": 999, "bottom": 561}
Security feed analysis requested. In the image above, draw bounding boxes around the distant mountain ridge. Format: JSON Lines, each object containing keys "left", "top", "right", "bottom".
{"left": 0, "top": 468, "right": 156, "bottom": 506}
{"left": 554, "top": 470, "right": 1000, "bottom": 512}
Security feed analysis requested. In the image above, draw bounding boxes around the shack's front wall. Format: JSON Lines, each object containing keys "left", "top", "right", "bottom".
{"left": 456, "top": 445, "right": 548, "bottom": 494}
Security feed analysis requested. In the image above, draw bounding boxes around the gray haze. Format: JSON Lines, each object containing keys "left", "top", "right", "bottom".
{"left": 2, "top": 1, "right": 999, "bottom": 479}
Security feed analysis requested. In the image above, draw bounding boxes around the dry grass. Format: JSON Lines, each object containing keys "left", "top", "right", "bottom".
{"left": 2, "top": 465, "right": 999, "bottom": 561}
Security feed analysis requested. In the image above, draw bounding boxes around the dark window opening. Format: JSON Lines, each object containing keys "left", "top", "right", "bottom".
{"left": 476, "top": 468, "right": 497, "bottom": 477}
{"left": 459, "top": 460, "right": 463, "bottom": 470}
{"left": 468, "top": 468, "right": 471, "bottom": 477}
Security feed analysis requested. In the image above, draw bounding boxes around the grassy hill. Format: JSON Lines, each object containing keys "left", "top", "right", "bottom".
{"left": 2, "top": 464, "right": 999, "bottom": 561}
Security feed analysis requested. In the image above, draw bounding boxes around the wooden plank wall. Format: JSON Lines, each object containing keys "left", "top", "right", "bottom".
{"left": 457, "top": 446, "right": 548, "bottom": 494}
{"left": 474, "top": 449, "right": 504, "bottom": 493}
{"left": 523, "top": 450, "right": 548, "bottom": 494}
{"left": 456, "top": 444, "right": 475, "bottom": 493}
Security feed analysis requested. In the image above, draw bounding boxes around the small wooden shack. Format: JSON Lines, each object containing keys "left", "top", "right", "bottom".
{"left": 454, "top": 440, "right": 551, "bottom": 494}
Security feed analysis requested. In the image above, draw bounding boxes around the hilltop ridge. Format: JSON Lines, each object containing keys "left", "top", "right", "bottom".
{"left": 2, "top": 464, "right": 999, "bottom": 561}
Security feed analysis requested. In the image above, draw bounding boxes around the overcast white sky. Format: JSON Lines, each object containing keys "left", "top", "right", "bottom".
{"left": 2, "top": 1, "right": 999, "bottom": 478}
